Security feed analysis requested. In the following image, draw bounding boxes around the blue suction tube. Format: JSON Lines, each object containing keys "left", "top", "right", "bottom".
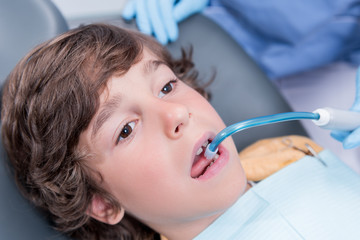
{"left": 204, "top": 107, "right": 360, "bottom": 159}
{"left": 204, "top": 111, "right": 319, "bottom": 159}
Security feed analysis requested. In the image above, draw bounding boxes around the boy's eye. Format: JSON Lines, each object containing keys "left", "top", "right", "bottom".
{"left": 116, "top": 121, "right": 135, "bottom": 145}
{"left": 158, "top": 80, "right": 177, "bottom": 98}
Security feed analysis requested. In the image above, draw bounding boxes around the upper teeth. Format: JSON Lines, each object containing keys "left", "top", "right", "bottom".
{"left": 196, "top": 141, "right": 210, "bottom": 156}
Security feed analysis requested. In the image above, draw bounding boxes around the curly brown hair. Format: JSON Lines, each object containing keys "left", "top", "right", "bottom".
{"left": 1, "top": 24, "right": 210, "bottom": 240}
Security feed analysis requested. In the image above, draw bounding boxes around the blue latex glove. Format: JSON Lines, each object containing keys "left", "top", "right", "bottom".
{"left": 122, "top": 0, "right": 209, "bottom": 44}
{"left": 331, "top": 66, "right": 360, "bottom": 149}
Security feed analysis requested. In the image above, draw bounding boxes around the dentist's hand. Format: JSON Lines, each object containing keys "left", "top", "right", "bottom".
{"left": 122, "top": 0, "right": 209, "bottom": 45}
{"left": 331, "top": 66, "right": 360, "bottom": 149}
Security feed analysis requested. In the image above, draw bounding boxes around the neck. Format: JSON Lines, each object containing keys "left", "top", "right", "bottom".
{"left": 152, "top": 211, "right": 224, "bottom": 240}
{"left": 153, "top": 182, "right": 253, "bottom": 240}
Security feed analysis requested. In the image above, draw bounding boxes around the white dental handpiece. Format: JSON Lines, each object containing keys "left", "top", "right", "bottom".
{"left": 312, "top": 107, "right": 360, "bottom": 131}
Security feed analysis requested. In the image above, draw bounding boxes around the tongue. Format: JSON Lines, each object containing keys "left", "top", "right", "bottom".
{"left": 191, "top": 154, "right": 213, "bottom": 178}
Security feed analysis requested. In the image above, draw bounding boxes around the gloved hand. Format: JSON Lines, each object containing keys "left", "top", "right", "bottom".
{"left": 331, "top": 66, "right": 360, "bottom": 149}
{"left": 122, "top": 0, "right": 209, "bottom": 45}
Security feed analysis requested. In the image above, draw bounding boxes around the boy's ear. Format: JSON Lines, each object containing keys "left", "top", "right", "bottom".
{"left": 87, "top": 195, "right": 125, "bottom": 225}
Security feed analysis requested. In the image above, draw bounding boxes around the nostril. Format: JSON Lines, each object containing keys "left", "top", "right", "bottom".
{"left": 175, "top": 123, "right": 183, "bottom": 133}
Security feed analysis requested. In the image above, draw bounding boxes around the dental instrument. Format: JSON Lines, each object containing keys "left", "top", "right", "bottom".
{"left": 204, "top": 107, "right": 360, "bottom": 160}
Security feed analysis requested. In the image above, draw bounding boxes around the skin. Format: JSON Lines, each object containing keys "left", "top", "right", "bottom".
{"left": 79, "top": 49, "right": 249, "bottom": 240}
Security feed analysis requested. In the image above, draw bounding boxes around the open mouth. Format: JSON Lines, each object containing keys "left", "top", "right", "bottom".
{"left": 191, "top": 139, "right": 221, "bottom": 179}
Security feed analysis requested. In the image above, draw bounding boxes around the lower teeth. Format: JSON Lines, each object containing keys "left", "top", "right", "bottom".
{"left": 203, "top": 155, "right": 219, "bottom": 173}
{"left": 196, "top": 152, "right": 220, "bottom": 178}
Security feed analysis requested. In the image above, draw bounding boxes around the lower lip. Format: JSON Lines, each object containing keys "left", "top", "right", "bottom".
{"left": 195, "top": 146, "right": 229, "bottom": 181}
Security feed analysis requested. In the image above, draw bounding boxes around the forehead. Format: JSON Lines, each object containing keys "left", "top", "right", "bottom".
{"left": 99, "top": 48, "right": 164, "bottom": 96}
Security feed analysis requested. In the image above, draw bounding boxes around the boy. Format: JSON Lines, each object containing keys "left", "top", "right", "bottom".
{"left": 1, "top": 23, "right": 248, "bottom": 239}
{"left": 2, "top": 23, "right": 360, "bottom": 240}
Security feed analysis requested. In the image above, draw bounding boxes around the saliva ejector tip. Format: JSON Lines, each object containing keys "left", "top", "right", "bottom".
{"left": 204, "top": 145, "right": 218, "bottom": 160}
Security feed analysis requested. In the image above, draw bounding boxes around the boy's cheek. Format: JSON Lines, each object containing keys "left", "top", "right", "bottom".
{"left": 118, "top": 148, "right": 177, "bottom": 193}
{"left": 185, "top": 92, "right": 223, "bottom": 121}
{"left": 116, "top": 167, "right": 186, "bottom": 219}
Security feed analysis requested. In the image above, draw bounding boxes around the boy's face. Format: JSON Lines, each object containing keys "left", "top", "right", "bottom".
{"left": 80, "top": 49, "right": 247, "bottom": 233}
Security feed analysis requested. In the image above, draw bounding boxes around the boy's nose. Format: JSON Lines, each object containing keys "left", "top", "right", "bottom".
{"left": 157, "top": 101, "right": 190, "bottom": 139}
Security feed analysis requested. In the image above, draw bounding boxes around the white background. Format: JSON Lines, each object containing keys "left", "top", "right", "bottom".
{"left": 51, "top": 0, "right": 128, "bottom": 21}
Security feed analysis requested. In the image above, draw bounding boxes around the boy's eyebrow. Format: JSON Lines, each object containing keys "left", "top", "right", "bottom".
{"left": 91, "top": 94, "right": 122, "bottom": 139}
{"left": 143, "top": 60, "right": 167, "bottom": 75}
